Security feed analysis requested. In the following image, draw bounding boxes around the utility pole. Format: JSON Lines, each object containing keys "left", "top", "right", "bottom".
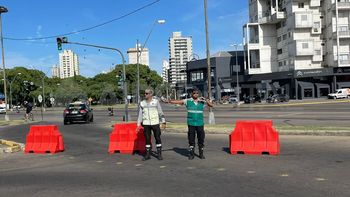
{"left": 204, "top": 0, "right": 215, "bottom": 124}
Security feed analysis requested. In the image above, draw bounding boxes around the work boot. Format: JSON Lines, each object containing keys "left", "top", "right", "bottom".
{"left": 199, "top": 147, "right": 205, "bottom": 159}
{"left": 142, "top": 148, "right": 151, "bottom": 161}
{"left": 188, "top": 147, "right": 195, "bottom": 160}
{"left": 157, "top": 147, "right": 163, "bottom": 160}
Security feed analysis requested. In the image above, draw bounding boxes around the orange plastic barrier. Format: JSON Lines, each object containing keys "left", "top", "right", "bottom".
{"left": 229, "top": 120, "right": 280, "bottom": 155}
{"left": 108, "top": 122, "right": 148, "bottom": 154}
{"left": 25, "top": 125, "right": 65, "bottom": 154}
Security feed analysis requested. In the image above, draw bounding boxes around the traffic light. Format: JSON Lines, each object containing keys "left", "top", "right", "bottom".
{"left": 56, "top": 37, "right": 68, "bottom": 50}
{"left": 118, "top": 70, "right": 123, "bottom": 82}
{"left": 56, "top": 38, "right": 62, "bottom": 50}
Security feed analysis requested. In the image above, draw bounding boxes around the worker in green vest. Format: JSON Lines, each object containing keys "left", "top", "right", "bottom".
{"left": 167, "top": 88, "right": 213, "bottom": 160}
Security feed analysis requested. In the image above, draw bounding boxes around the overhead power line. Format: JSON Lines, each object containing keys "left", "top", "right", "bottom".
{"left": 4, "top": 0, "right": 161, "bottom": 41}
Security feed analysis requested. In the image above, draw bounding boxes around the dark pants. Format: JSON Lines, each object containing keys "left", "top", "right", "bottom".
{"left": 188, "top": 125, "right": 205, "bottom": 148}
{"left": 143, "top": 124, "right": 162, "bottom": 148}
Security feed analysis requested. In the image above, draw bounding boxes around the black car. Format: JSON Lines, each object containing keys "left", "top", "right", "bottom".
{"left": 266, "top": 94, "right": 290, "bottom": 103}
{"left": 63, "top": 102, "right": 93, "bottom": 124}
{"left": 244, "top": 95, "right": 262, "bottom": 104}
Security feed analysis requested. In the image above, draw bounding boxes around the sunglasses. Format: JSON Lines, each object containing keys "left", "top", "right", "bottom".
{"left": 144, "top": 93, "right": 150, "bottom": 95}
{"left": 193, "top": 92, "right": 199, "bottom": 95}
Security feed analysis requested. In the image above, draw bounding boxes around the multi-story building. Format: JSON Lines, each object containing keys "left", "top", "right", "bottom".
{"left": 51, "top": 65, "right": 60, "bottom": 78}
{"left": 162, "top": 60, "right": 169, "bottom": 83}
{"left": 168, "top": 32, "right": 193, "bottom": 86}
{"left": 59, "top": 50, "right": 79, "bottom": 79}
{"left": 242, "top": 0, "right": 350, "bottom": 99}
{"left": 127, "top": 44, "right": 150, "bottom": 66}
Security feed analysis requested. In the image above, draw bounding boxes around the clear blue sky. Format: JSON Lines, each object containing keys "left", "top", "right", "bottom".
{"left": 1, "top": 0, "right": 248, "bottom": 77}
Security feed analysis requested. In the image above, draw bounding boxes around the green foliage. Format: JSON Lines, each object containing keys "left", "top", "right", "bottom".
{"left": 3, "top": 64, "right": 163, "bottom": 106}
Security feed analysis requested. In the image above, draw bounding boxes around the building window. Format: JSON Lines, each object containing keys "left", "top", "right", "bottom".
{"left": 283, "top": 34, "right": 287, "bottom": 40}
{"left": 298, "top": 3, "right": 304, "bottom": 8}
{"left": 301, "top": 15, "right": 308, "bottom": 21}
{"left": 302, "top": 43, "right": 309, "bottom": 49}
{"left": 278, "top": 62, "right": 283, "bottom": 67}
{"left": 315, "top": 50, "right": 321, "bottom": 55}
{"left": 277, "top": 36, "right": 282, "bottom": 42}
{"left": 277, "top": 49, "right": 283, "bottom": 55}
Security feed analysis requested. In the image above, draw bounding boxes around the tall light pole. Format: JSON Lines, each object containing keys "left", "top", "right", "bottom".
{"left": 9, "top": 72, "right": 21, "bottom": 109}
{"left": 0, "top": 6, "right": 8, "bottom": 121}
{"left": 204, "top": 0, "right": 215, "bottom": 124}
{"left": 136, "top": 19, "right": 165, "bottom": 104}
{"left": 230, "top": 44, "right": 242, "bottom": 104}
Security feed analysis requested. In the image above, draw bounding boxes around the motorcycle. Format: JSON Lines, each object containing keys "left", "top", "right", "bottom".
{"left": 108, "top": 107, "right": 114, "bottom": 116}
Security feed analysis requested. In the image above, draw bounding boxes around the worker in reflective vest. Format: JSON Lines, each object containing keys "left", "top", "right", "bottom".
{"left": 137, "top": 88, "right": 166, "bottom": 161}
{"left": 167, "top": 88, "right": 213, "bottom": 160}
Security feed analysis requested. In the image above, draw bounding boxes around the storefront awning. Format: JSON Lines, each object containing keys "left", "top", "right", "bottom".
{"left": 337, "top": 82, "right": 350, "bottom": 89}
{"left": 315, "top": 83, "right": 329, "bottom": 89}
{"left": 298, "top": 81, "right": 314, "bottom": 88}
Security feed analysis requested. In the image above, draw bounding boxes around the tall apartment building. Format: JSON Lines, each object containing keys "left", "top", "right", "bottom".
{"left": 51, "top": 65, "right": 60, "bottom": 78}
{"left": 241, "top": 0, "right": 350, "bottom": 99}
{"left": 162, "top": 60, "right": 170, "bottom": 83}
{"left": 59, "top": 50, "right": 79, "bottom": 79}
{"left": 168, "top": 32, "right": 193, "bottom": 85}
{"left": 127, "top": 44, "right": 150, "bottom": 66}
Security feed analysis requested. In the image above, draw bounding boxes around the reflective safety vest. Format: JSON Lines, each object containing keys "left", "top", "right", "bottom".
{"left": 139, "top": 99, "right": 164, "bottom": 126}
{"left": 186, "top": 99, "right": 205, "bottom": 126}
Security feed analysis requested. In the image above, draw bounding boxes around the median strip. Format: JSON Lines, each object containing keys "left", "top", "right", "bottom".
{"left": 0, "top": 139, "right": 25, "bottom": 153}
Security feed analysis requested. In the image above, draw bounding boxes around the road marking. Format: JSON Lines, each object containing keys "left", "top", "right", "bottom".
{"left": 135, "top": 164, "right": 142, "bottom": 167}
{"left": 69, "top": 157, "right": 75, "bottom": 159}
{"left": 96, "top": 160, "right": 104, "bottom": 163}
{"left": 217, "top": 168, "right": 226, "bottom": 171}
{"left": 187, "top": 167, "right": 195, "bottom": 170}
{"left": 116, "top": 162, "right": 123, "bottom": 165}
{"left": 315, "top": 177, "right": 327, "bottom": 181}
{"left": 280, "top": 173, "right": 289, "bottom": 177}
{"left": 159, "top": 166, "right": 166, "bottom": 169}
{"left": 247, "top": 171, "right": 256, "bottom": 174}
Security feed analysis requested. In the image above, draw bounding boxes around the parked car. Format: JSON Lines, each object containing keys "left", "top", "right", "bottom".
{"left": 0, "top": 106, "right": 6, "bottom": 114}
{"left": 228, "top": 95, "right": 238, "bottom": 103}
{"left": 266, "top": 94, "right": 290, "bottom": 103}
{"left": 328, "top": 88, "right": 350, "bottom": 99}
{"left": 63, "top": 101, "right": 93, "bottom": 125}
{"left": 244, "top": 95, "right": 262, "bottom": 104}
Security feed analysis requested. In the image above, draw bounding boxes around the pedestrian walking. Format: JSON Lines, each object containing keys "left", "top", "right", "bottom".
{"left": 167, "top": 88, "right": 213, "bottom": 160}
{"left": 137, "top": 88, "right": 166, "bottom": 161}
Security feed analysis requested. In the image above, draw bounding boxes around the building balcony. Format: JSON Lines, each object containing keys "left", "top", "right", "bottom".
{"left": 335, "top": 2, "right": 350, "bottom": 10}
{"left": 258, "top": 12, "right": 286, "bottom": 24}
{"left": 333, "top": 30, "right": 350, "bottom": 38}
{"left": 339, "top": 59, "right": 350, "bottom": 65}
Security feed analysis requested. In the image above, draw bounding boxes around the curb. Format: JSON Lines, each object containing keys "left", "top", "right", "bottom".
{"left": 164, "top": 129, "right": 350, "bottom": 136}
{"left": 0, "top": 139, "right": 25, "bottom": 153}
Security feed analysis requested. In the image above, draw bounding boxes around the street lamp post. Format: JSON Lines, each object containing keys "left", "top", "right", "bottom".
{"left": 9, "top": 72, "right": 21, "bottom": 109}
{"left": 136, "top": 19, "right": 165, "bottom": 104}
{"left": 0, "top": 6, "right": 8, "bottom": 121}
{"left": 230, "top": 44, "right": 242, "bottom": 104}
{"left": 204, "top": 0, "right": 215, "bottom": 124}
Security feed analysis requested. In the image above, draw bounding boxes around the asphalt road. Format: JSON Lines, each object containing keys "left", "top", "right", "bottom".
{"left": 0, "top": 117, "right": 349, "bottom": 197}
{"left": 4, "top": 100, "right": 350, "bottom": 127}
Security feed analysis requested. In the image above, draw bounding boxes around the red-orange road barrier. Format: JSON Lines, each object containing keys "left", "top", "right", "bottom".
{"left": 25, "top": 125, "right": 65, "bottom": 154}
{"left": 108, "top": 122, "right": 148, "bottom": 154}
{"left": 230, "top": 120, "right": 280, "bottom": 155}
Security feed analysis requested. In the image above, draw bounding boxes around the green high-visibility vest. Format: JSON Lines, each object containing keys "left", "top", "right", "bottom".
{"left": 186, "top": 99, "right": 205, "bottom": 126}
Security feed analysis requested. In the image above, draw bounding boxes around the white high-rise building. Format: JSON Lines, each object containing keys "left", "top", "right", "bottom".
{"left": 243, "top": 0, "right": 350, "bottom": 75}
{"left": 127, "top": 44, "right": 150, "bottom": 66}
{"left": 59, "top": 50, "right": 79, "bottom": 79}
{"left": 168, "top": 32, "right": 193, "bottom": 85}
{"left": 162, "top": 60, "right": 169, "bottom": 83}
{"left": 51, "top": 65, "right": 60, "bottom": 78}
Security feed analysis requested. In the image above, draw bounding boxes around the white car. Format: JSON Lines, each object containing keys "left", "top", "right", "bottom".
{"left": 0, "top": 107, "right": 6, "bottom": 114}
